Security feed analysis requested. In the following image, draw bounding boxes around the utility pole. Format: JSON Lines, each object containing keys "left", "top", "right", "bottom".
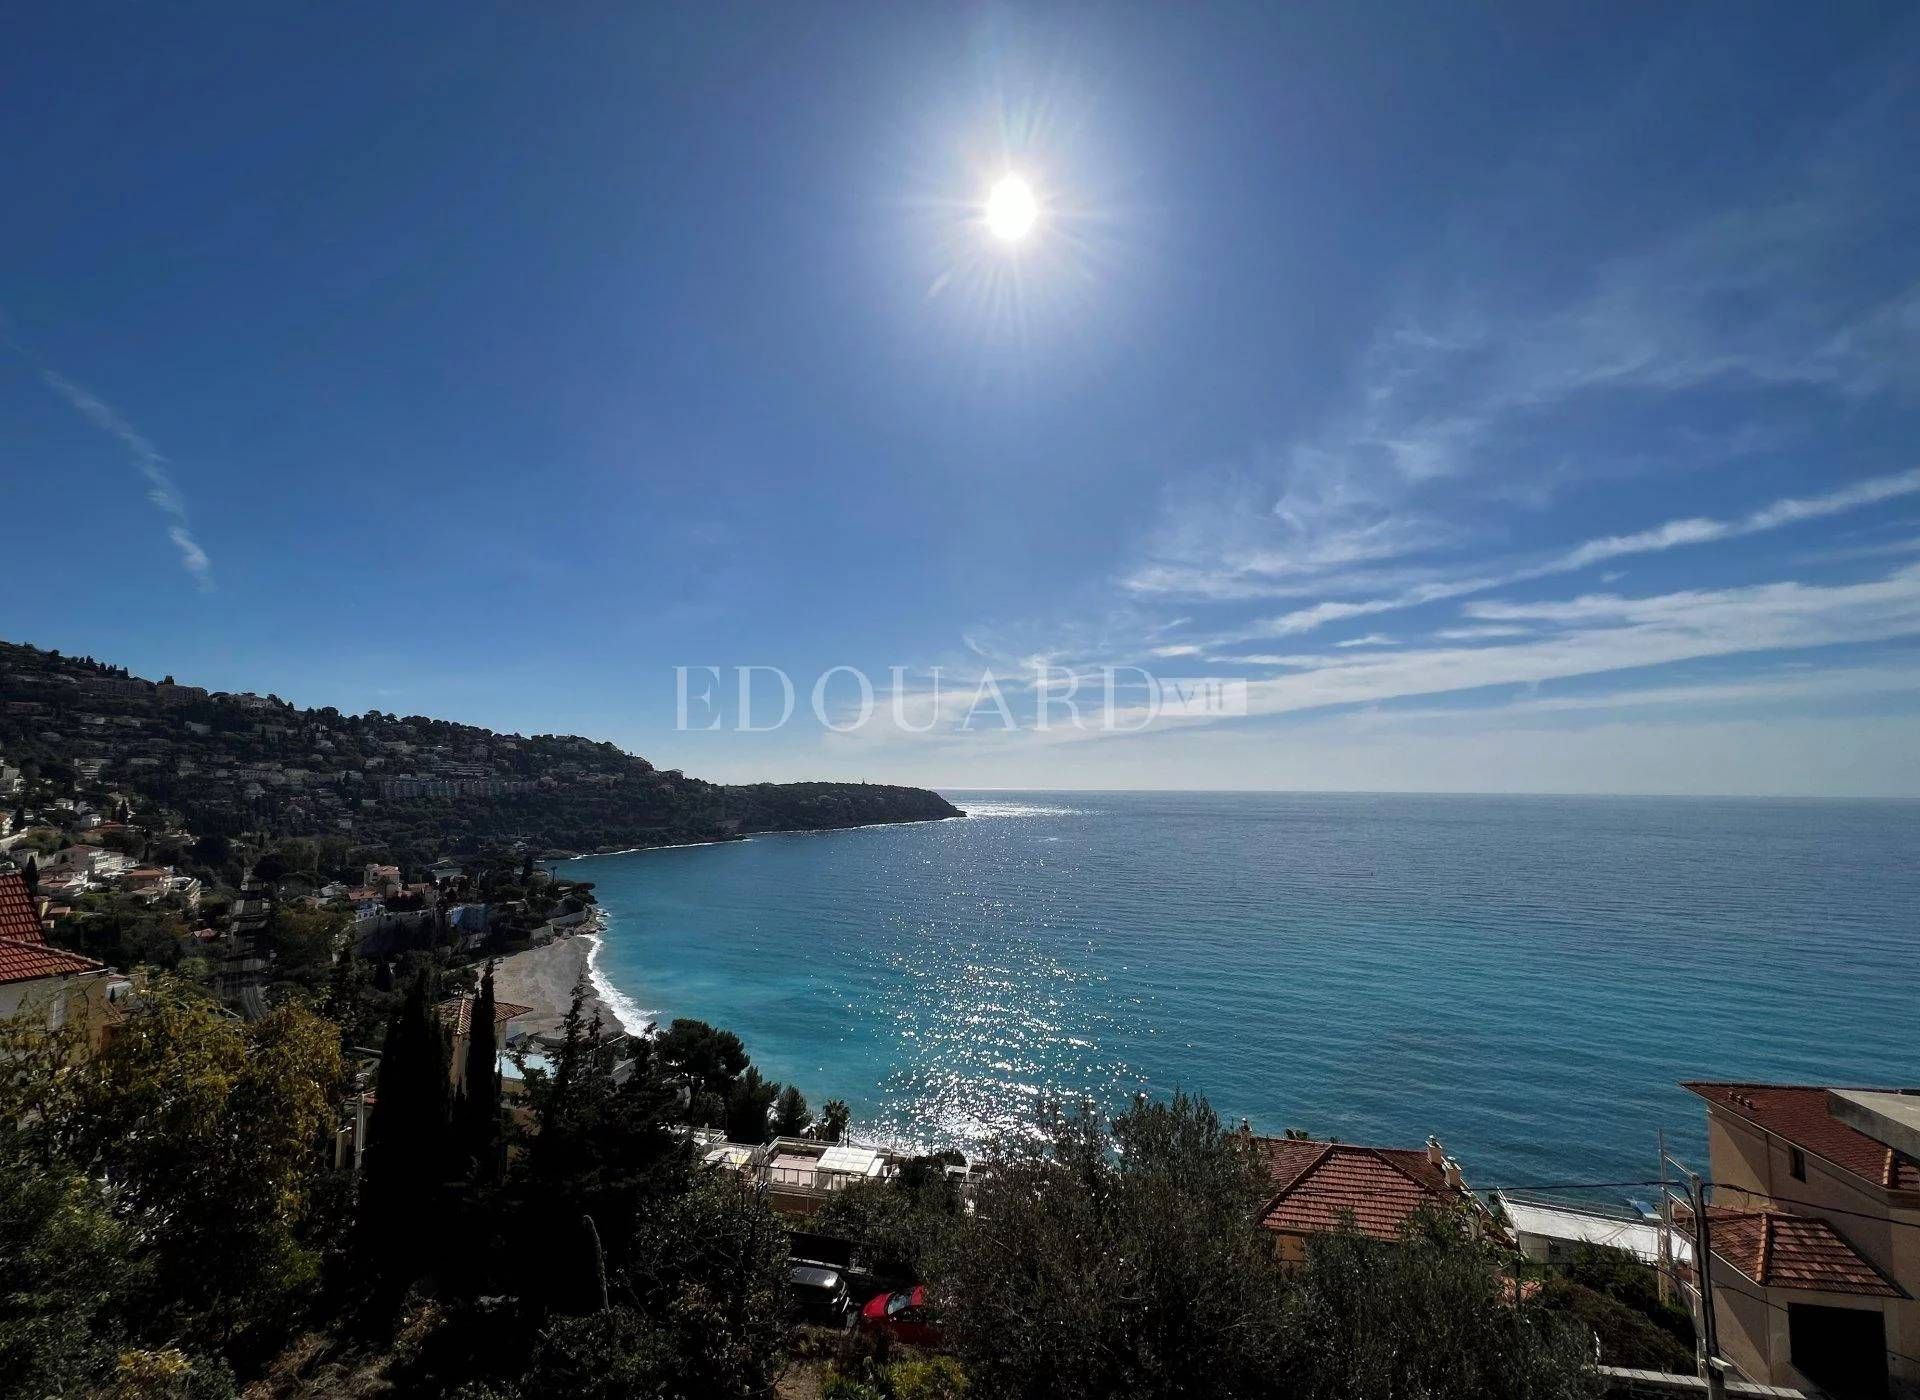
{"left": 1689, "top": 1170, "right": 1729, "bottom": 1400}
{"left": 1656, "top": 1129, "right": 1672, "bottom": 1307}
{"left": 1662, "top": 1141, "right": 1728, "bottom": 1400}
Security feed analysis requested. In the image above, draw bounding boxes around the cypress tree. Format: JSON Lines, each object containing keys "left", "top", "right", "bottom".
{"left": 456, "top": 961, "right": 502, "bottom": 1178}
{"left": 357, "top": 969, "right": 452, "bottom": 1294}
{"left": 21, "top": 855, "right": 37, "bottom": 895}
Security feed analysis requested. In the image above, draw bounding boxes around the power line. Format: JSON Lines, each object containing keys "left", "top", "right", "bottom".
{"left": 1696, "top": 1270, "right": 1920, "bottom": 1371}
{"left": 1703, "top": 1183, "right": 1920, "bottom": 1234}
{"left": 1523, "top": 1253, "right": 1920, "bottom": 1371}
{"left": 1483, "top": 1179, "right": 1669, "bottom": 1193}
{"left": 1482, "top": 1177, "right": 1920, "bottom": 1232}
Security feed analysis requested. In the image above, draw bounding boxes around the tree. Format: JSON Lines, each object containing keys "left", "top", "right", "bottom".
{"left": 0, "top": 1129, "right": 147, "bottom": 1396}
{"left": 936, "top": 1092, "right": 1292, "bottom": 1400}
{"left": 820, "top": 1098, "right": 851, "bottom": 1144}
{"left": 264, "top": 903, "right": 344, "bottom": 982}
{"left": 512, "top": 981, "right": 689, "bottom": 1308}
{"left": 512, "top": 1173, "right": 788, "bottom": 1400}
{"left": 455, "top": 961, "right": 503, "bottom": 1179}
{"left": 655, "top": 1018, "right": 749, "bottom": 1103}
{"left": 21, "top": 854, "right": 36, "bottom": 895}
{"left": 356, "top": 970, "right": 452, "bottom": 1298}
{"left": 724, "top": 1066, "right": 780, "bottom": 1144}
{"left": 771, "top": 1083, "right": 811, "bottom": 1138}
{"left": 0, "top": 981, "right": 341, "bottom": 1366}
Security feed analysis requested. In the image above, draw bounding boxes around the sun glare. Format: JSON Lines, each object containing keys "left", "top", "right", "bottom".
{"left": 984, "top": 174, "right": 1038, "bottom": 243}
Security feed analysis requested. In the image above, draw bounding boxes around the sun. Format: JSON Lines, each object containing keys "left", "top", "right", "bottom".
{"left": 984, "top": 174, "right": 1038, "bottom": 243}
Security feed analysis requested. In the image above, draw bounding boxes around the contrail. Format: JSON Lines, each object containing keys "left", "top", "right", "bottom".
{"left": 40, "top": 368, "right": 215, "bottom": 591}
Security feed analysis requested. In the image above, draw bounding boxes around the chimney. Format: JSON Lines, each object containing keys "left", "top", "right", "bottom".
{"left": 1443, "top": 1156, "right": 1465, "bottom": 1193}
{"left": 1426, "top": 1135, "right": 1444, "bottom": 1169}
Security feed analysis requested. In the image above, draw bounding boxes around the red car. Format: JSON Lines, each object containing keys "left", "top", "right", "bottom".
{"left": 858, "top": 1285, "right": 943, "bottom": 1346}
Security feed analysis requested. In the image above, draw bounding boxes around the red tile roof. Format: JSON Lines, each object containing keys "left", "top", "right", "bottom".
{"left": 0, "top": 936, "right": 102, "bottom": 986}
{"left": 0, "top": 871, "right": 45, "bottom": 945}
{"left": 1683, "top": 1082, "right": 1920, "bottom": 1192}
{"left": 1711, "top": 1210, "right": 1904, "bottom": 1298}
{"left": 436, "top": 995, "right": 534, "bottom": 1037}
{"left": 1255, "top": 1137, "right": 1468, "bottom": 1242}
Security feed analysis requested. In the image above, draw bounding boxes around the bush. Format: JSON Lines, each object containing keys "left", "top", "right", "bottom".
{"left": 814, "top": 1167, "right": 962, "bottom": 1284}
{"left": 889, "top": 1355, "right": 969, "bottom": 1399}
{"left": 1280, "top": 1217, "right": 1601, "bottom": 1400}
{"left": 934, "top": 1094, "right": 1291, "bottom": 1400}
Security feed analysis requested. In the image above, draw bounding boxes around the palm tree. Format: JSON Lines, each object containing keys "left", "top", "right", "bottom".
{"left": 820, "top": 1099, "right": 851, "bottom": 1144}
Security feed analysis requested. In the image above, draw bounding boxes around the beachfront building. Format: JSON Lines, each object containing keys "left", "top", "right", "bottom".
{"left": 760, "top": 1138, "right": 892, "bottom": 1216}
{"left": 1681, "top": 1081, "right": 1919, "bottom": 1398}
{"left": 1495, "top": 1191, "right": 1676, "bottom": 1267}
{"left": 691, "top": 1130, "right": 963, "bottom": 1219}
{"left": 1251, "top": 1133, "right": 1495, "bottom": 1263}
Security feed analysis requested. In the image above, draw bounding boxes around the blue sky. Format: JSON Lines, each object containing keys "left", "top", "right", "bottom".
{"left": 4, "top": 3, "right": 1919, "bottom": 794}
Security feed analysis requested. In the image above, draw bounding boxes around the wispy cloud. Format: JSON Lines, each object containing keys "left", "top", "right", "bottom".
{"left": 1120, "top": 73, "right": 1920, "bottom": 615}
{"left": 1240, "top": 468, "right": 1920, "bottom": 638}
{"left": 1557, "top": 469, "right": 1920, "bottom": 572}
{"left": 1366, "top": 661, "right": 1920, "bottom": 725}
{"left": 1120, "top": 458, "right": 1460, "bottom": 602}
{"left": 42, "top": 370, "right": 215, "bottom": 590}
{"left": 1137, "top": 562, "right": 1920, "bottom": 731}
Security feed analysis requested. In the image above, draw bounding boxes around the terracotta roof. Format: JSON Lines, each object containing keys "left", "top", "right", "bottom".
{"left": 1255, "top": 1137, "right": 1466, "bottom": 1242}
{"left": 436, "top": 995, "right": 534, "bottom": 1037}
{"left": 0, "top": 871, "right": 45, "bottom": 945}
{"left": 1710, "top": 1210, "right": 1904, "bottom": 1298}
{"left": 0, "top": 936, "right": 103, "bottom": 986}
{"left": 1683, "top": 1082, "right": 1920, "bottom": 1192}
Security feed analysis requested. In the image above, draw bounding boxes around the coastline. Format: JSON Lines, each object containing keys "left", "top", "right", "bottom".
{"left": 552, "top": 811, "right": 969, "bottom": 861}
{"left": 535, "top": 813, "right": 970, "bottom": 1046}
{"left": 491, "top": 908, "right": 647, "bottom": 1041}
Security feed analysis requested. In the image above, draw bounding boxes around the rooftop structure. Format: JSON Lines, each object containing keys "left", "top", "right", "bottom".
{"left": 1495, "top": 1191, "right": 1681, "bottom": 1267}
{"left": 1683, "top": 1081, "right": 1920, "bottom": 1192}
{"left": 0, "top": 869, "right": 46, "bottom": 944}
{"left": 1252, "top": 1133, "right": 1492, "bottom": 1261}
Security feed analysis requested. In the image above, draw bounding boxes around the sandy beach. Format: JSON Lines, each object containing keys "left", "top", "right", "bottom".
{"left": 491, "top": 921, "right": 621, "bottom": 1041}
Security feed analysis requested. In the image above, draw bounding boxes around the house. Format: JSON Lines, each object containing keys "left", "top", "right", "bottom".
{"left": 437, "top": 993, "right": 533, "bottom": 1095}
{"left": 1681, "top": 1080, "right": 1919, "bottom": 1397}
{"left": 1251, "top": 1133, "right": 1495, "bottom": 1262}
{"left": 0, "top": 870, "right": 125, "bottom": 1049}
{"left": 118, "top": 866, "right": 174, "bottom": 900}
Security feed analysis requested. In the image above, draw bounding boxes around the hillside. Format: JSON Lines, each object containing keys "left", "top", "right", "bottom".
{"left": 0, "top": 639, "right": 962, "bottom": 864}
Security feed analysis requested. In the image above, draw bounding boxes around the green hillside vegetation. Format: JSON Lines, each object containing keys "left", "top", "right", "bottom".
{"left": 0, "top": 640, "right": 960, "bottom": 870}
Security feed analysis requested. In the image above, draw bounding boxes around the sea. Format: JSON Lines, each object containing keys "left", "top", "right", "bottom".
{"left": 578, "top": 791, "right": 1919, "bottom": 1197}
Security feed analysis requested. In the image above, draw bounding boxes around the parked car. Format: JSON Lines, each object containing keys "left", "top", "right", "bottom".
{"left": 859, "top": 1285, "right": 943, "bottom": 1346}
{"left": 788, "top": 1261, "right": 852, "bottom": 1326}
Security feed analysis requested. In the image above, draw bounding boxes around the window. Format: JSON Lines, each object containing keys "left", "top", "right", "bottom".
{"left": 1789, "top": 1146, "right": 1806, "bottom": 1182}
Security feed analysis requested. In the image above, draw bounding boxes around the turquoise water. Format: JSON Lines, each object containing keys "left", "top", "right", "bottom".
{"left": 578, "top": 792, "right": 1920, "bottom": 1191}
